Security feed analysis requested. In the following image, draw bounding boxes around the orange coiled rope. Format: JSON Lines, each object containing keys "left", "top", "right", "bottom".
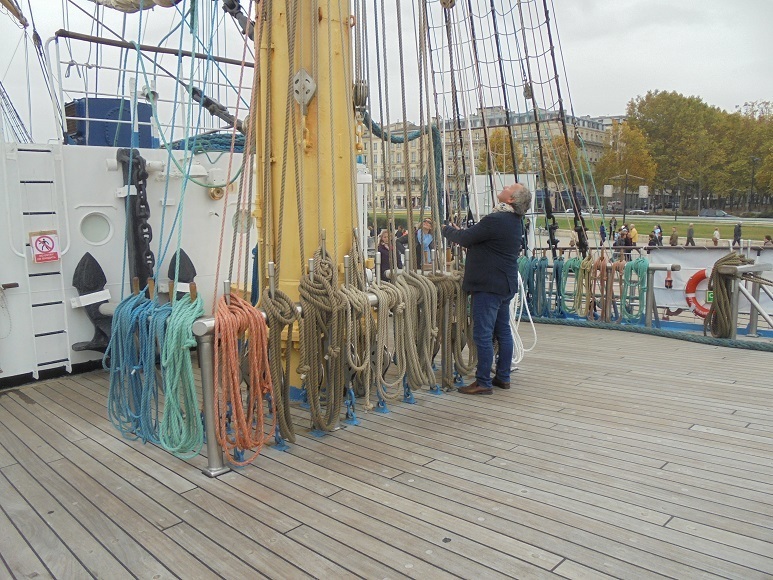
{"left": 214, "top": 293, "right": 275, "bottom": 466}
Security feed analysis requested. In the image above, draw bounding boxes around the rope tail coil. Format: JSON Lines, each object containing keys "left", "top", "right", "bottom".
{"left": 214, "top": 293, "right": 275, "bottom": 466}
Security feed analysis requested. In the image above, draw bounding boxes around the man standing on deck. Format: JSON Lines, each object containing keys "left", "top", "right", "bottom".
{"left": 441, "top": 183, "right": 530, "bottom": 395}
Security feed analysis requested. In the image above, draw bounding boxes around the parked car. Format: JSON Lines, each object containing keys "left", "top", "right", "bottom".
{"left": 564, "top": 208, "right": 590, "bottom": 217}
{"left": 628, "top": 209, "right": 649, "bottom": 215}
{"left": 699, "top": 209, "right": 735, "bottom": 218}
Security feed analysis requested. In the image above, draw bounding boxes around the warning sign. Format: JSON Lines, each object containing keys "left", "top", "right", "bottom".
{"left": 30, "top": 231, "right": 60, "bottom": 263}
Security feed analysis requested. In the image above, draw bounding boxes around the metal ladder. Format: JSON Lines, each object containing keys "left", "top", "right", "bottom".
{"left": 16, "top": 144, "right": 73, "bottom": 378}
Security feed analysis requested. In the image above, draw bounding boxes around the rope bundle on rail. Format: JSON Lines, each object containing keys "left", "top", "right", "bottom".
{"left": 369, "top": 280, "right": 407, "bottom": 404}
{"left": 214, "top": 293, "right": 274, "bottom": 466}
{"left": 396, "top": 272, "right": 438, "bottom": 389}
{"left": 105, "top": 292, "right": 150, "bottom": 439}
{"left": 259, "top": 288, "right": 299, "bottom": 443}
{"left": 702, "top": 252, "right": 768, "bottom": 339}
{"left": 298, "top": 251, "right": 348, "bottom": 432}
{"left": 159, "top": 293, "right": 205, "bottom": 458}
{"left": 621, "top": 257, "right": 649, "bottom": 323}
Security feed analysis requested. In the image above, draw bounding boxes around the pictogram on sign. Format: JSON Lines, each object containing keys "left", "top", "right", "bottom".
{"left": 30, "top": 231, "right": 60, "bottom": 263}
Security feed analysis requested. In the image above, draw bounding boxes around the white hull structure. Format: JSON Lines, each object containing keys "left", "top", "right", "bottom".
{"left": 0, "top": 138, "right": 245, "bottom": 381}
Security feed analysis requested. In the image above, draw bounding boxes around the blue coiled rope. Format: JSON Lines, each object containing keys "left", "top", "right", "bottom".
{"left": 105, "top": 292, "right": 149, "bottom": 440}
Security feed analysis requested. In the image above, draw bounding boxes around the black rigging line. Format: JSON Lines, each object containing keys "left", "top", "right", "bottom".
{"left": 465, "top": 0, "right": 495, "bottom": 204}
{"left": 442, "top": 7, "right": 472, "bottom": 226}
{"left": 541, "top": 0, "right": 587, "bottom": 257}
{"left": 488, "top": 0, "right": 519, "bottom": 180}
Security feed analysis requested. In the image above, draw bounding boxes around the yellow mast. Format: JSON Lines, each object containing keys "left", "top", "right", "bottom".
{"left": 254, "top": 2, "right": 357, "bottom": 383}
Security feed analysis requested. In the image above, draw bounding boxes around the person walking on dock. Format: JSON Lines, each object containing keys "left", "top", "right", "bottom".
{"left": 686, "top": 223, "right": 696, "bottom": 246}
{"left": 733, "top": 222, "right": 742, "bottom": 248}
{"left": 669, "top": 226, "right": 679, "bottom": 246}
{"left": 442, "top": 183, "right": 530, "bottom": 395}
{"left": 712, "top": 227, "right": 720, "bottom": 246}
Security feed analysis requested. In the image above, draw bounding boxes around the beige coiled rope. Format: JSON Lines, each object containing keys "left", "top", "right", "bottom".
{"left": 298, "top": 250, "right": 348, "bottom": 432}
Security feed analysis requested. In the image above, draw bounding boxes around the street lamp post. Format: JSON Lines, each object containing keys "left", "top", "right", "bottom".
{"left": 748, "top": 157, "right": 760, "bottom": 212}
{"left": 608, "top": 169, "right": 646, "bottom": 225}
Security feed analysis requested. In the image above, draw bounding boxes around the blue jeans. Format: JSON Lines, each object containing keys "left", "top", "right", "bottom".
{"left": 472, "top": 291, "right": 515, "bottom": 388}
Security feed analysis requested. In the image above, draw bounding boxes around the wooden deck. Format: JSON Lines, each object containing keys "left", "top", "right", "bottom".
{"left": 1, "top": 324, "right": 772, "bottom": 579}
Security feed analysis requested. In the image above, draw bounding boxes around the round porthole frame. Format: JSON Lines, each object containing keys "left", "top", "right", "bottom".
{"left": 79, "top": 211, "right": 114, "bottom": 246}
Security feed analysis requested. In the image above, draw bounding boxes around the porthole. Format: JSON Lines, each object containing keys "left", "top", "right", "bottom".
{"left": 80, "top": 212, "right": 113, "bottom": 245}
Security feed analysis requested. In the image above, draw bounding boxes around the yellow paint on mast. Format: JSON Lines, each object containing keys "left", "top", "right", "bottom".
{"left": 255, "top": 2, "right": 356, "bottom": 301}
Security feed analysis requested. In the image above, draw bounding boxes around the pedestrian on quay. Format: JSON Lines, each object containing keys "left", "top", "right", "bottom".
{"left": 600, "top": 222, "right": 607, "bottom": 245}
{"left": 764, "top": 234, "right": 772, "bottom": 246}
{"left": 629, "top": 224, "right": 639, "bottom": 247}
{"left": 686, "top": 223, "right": 696, "bottom": 246}
{"left": 712, "top": 227, "right": 720, "bottom": 247}
{"left": 733, "top": 222, "right": 742, "bottom": 248}
{"left": 377, "top": 230, "right": 402, "bottom": 282}
{"left": 669, "top": 226, "right": 679, "bottom": 246}
{"left": 441, "top": 183, "right": 530, "bottom": 395}
{"left": 610, "top": 216, "right": 617, "bottom": 233}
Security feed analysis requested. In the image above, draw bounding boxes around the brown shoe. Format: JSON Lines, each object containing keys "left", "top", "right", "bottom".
{"left": 458, "top": 381, "right": 493, "bottom": 395}
{"left": 492, "top": 377, "right": 510, "bottom": 389}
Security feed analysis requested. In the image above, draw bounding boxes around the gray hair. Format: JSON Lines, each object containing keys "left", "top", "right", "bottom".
{"left": 510, "top": 184, "right": 532, "bottom": 216}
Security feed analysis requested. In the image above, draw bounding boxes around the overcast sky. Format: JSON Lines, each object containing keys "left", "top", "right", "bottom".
{"left": 1, "top": 0, "right": 771, "bottom": 141}
{"left": 552, "top": 0, "right": 773, "bottom": 116}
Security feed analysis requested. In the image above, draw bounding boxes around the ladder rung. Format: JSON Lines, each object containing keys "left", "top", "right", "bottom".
{"left": 20, "top": 180, "right": 55, "bottom": 185}
{"left": 31, "top": 301, "right": 64, "bottom": 307}
{"left": 37, "top": 358, "right": 69, "bottom": 367}
{"left": 22, "top": 211, "right": 57, "bottom": 215}
{"left": 35, "top": 330, "right": 66, "bottom": 338}
{"left": 29, "top": 272, "right": 61, "bottom": 278}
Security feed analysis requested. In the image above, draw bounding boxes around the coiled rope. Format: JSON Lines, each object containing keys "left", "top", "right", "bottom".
{"left": 621, "top": 257, "right": 649, "bottom": 323}
{"left": 213, "top": 293, "right": 275, "bottom": 466}
{"left": 297, "top": 251, "right": 348, "bottom": 432}
{"left": 396, "top": 272, "right": 438, "bottom": 389}
{"left": 105, "top": 292, "right": 148, "bottom": 440}
{"left": 159, "top": 293, "right": 205, "bottom": 458}
{"left": 259, "top": 288, "right": 299, "bottom": 443}
{"left": 369, "top": 280, "right": 407, "bottom": 405}
{"left": 703, "top": 252, "right": 770, "bottom": 339}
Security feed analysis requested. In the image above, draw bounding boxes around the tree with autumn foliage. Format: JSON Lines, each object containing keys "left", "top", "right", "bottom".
{"left": 475, "top": 127, "right": 525, "bottom": 175}
{"left": 626, "top": 91, "right": 772, "bottom": 211}
{"left": 593, "top": 120, "right": 657, "bottom": 199}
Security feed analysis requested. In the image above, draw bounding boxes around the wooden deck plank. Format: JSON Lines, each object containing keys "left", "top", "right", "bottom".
{"left": 2, "top": 392, "right": 182, "bottom": 531}
{"left": 285, "top": 525, "right": 409, "bottom": 579}
{"left": 1, "top": 461, "right": 140, "bottom": 579}
{"left": 0, "top": 439, "right": 15, "bottom": 469}
{"left": 229, "top": 461, "right": 517, "bottom": 579}
{"left": 422, "top": 459, "right": 771, "bottom": 577}
{"left": 1, "top": 323, "right": 771, "bottom": 578}
{"left": 0, "top": 471, "right": 88, "bottom": 579}
{"left": 163, "top": 522, "right": 271, "bottom": 580}
{"left": 0, "top": 487, "right": 54, "bottom": 580}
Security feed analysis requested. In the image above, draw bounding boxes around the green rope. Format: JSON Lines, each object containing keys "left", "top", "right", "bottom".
{"left": 560, "top": 256, "right": 582, "bottom": 314}
{"left": 532, "top": 317, "right": 773, "bottom": 352}
{"left": 621, "top": 257, "right": 649, "bottom": 323}
{"left": 159, "top": 293, "right": 205, "bottom": 458}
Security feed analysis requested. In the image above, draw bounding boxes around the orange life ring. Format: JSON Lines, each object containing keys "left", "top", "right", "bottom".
{"left": 684, "top": 268, "right": 710, "bottom": 318}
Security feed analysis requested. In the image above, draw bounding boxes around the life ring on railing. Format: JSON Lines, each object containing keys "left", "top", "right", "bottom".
{"left": 685, "top": 268, "right": 710, "bottom": 318}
